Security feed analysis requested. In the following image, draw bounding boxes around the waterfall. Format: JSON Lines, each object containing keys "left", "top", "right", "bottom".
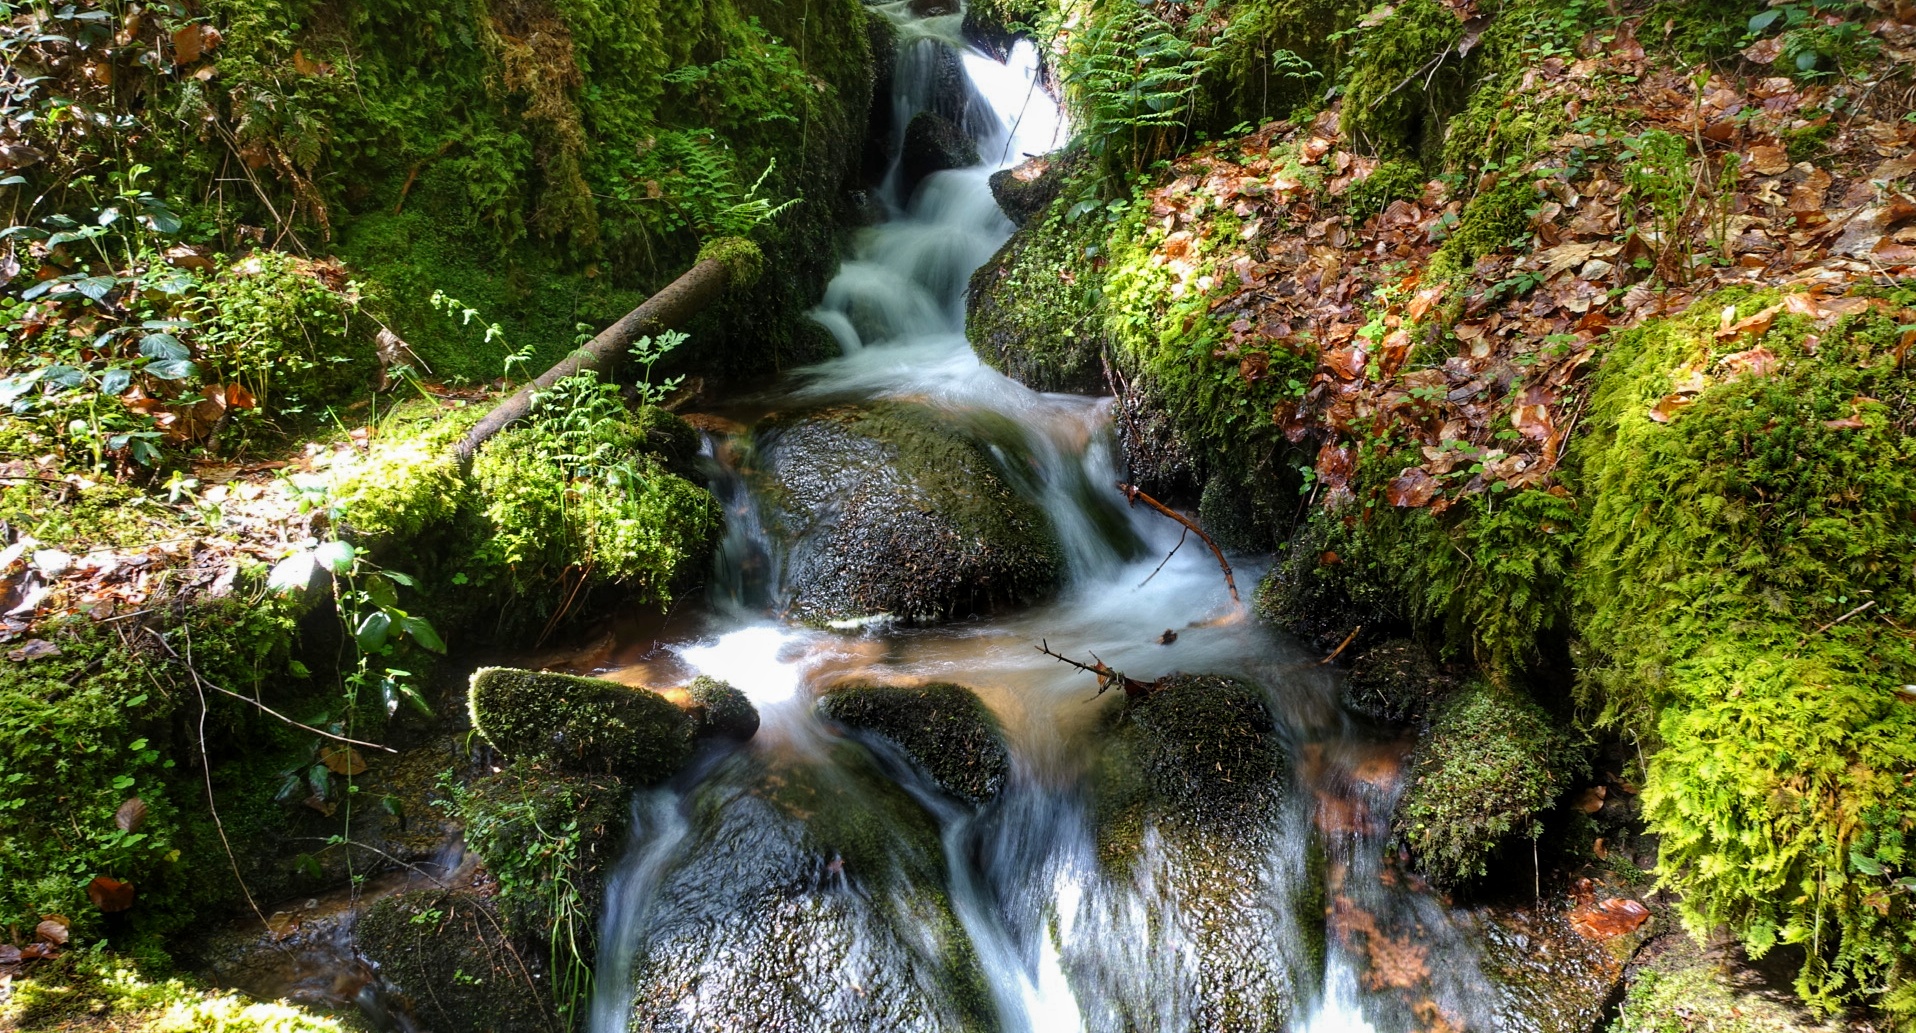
{"left": 583, "top": 6, "right": 1493, "bottom": 1031}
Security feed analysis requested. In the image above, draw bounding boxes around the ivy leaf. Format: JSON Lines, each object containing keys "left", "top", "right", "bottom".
{"left": 143, "top": 358, "right": 197, "bottom": 381}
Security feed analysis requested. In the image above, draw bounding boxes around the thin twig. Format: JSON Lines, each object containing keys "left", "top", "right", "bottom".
{"left": 147, "top": 626, "right": 395, "bottom": 752}
{"left": 183, "top": 623, "right": 271, "bottom": 933}
{"left": 1036, "top": 639, "right": 1154, "bottom": 698}
{"left": 1136, "top": 527, "right": 1188, "bottom": 590}
{"left": 1117, "top": 482, "right": 1240, "bottom": 604}
{"left": 1320, "top": 625, "right": 1363, "bottom": 665}
{"left": 1806, "top": 599, "right": 1875, "bottom": 641}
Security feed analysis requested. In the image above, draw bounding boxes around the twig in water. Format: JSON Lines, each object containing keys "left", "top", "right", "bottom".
{"left": 1116, "top": 482, "right": 1240, "bottom": 604}
{"left": 1036, "top": 639, "right": 1155, "bottom": 699}
{"left": 1137, "top": 527, "right": 1189, "bottom": 590}
{"left": 1320, "top": 625, "right": 1363, "bottom": 665}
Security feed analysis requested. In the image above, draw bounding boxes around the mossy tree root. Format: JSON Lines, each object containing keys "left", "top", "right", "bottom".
{"left": 454, "top": 239, "right": 762, "bottom": 461}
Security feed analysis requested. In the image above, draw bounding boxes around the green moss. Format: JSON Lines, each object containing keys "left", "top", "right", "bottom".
{"left": 329, "top": 439, "right": 470, "bottom": 541}
{"left": 966, "top": 179, "right": 1110, "bottom": 394}
{"left": 1394, "top": 681, "right": 1580, "bottom": 887}
{"left": 1345, "top": 158, "right": 1427, "bottom": 221}
{"left": 467, "top": 666, "right": 696, "bottom": 782}
{"left": 353, "top": 889, "right": 556, "bottom": 1033}
{"left": 1093, "top": 674, "right": 1287, "bottom": 867}
{"left": 695, "top": 235, "right": 765, "bottom": 289}
{"left": 1571, "top": 286, "right": 1916, "bottom": 1014}
{"left": 816, "top": 682, "right": 1010, "bottom": 805}
{"left": 201, "top": 251, "right": 371, "bottom": 428}
{"left": 1337, "top": 0, "right": 1468, "bottom": 159}
{"left": 1643, "top": 0, "right": 1766, "bottom": 63}
{"left": 685, "top": 675, "right": 759, "bottom": 740}
{"left": 1611, "top": 939, "right": 1825, "bottom": 1033}
{"left": 1201, "top": 0, "right": 1358, "bottom": 130}
{"left": 1442, "top": 172, "right": 1541, "bottom": 264}
{"left": 0, "top": 482, "right": 166, "bottom": 550}
{"left": 1783, "top": 117, "right": 1839, "bottom": 165}
{"left": 0, "top": 603, "right": 306, "bottom": 950}
{"left": 1, "top": 948, "right": 357, "bottom": 1033}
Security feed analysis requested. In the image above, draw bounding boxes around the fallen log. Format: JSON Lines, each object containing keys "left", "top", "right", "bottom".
{"left": 454, "top": 238, "right": 762, "bottom": 462}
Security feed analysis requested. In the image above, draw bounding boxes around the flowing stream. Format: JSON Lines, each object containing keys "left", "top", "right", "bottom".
{"left": 581, "top": 6, "right": 1502, "bottom": 1030}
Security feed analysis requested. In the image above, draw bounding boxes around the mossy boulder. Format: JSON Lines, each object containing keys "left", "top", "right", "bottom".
{"left": 623, "top": 746, "right": 994, "bottom": 1032}
{"left": 684, "top": 675, "right": 760, "bottom": 741}
{"left": 754, "top": 402, "right": 1061, "bottom": 626}
{"left": 1340, "top": 638, "right": 1459, "bottom": 726}
{"left": 468, "top": 667, "right": 719, "bottom": 783}
{"left": 986, "top": 154, "right": 1066, "bottom": 227}
{"left": 816, "top": 682, "right": 1010, "bottom": 804}
{"left": 901, "top": 111, "right": 981, "bottom": 196}
{"left": 1393, "top": 682, "right": 1580, "bottom": 888}
{"left": 1074, "top": 674, "right": 1298, "bottom": 1030}
{"left": 966, "top": 186, "right": 1107, "bottom": 395}
{"left": 355, "top": 889, "right": 558, "bottom": 1033}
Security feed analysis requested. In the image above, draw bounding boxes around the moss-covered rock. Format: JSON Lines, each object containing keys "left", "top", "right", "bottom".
{"left": 965, "top": 179, "right": 1108, "bottom": 395}
{"left": 355, "top": 889, "right": 558, "bottom": 1033}
{"left": 467, "top": 667, "right": 698, "bottom": 783}
{"left": 1393, "top": 682, "right": 1580, "bottom": 888}
{"left": 623, "top": 746, "right": 994, "bottom": 1032}
{"left": 1610, "top": 936, "right": 1835, "bottom": 1033}
{"left": 816, "top": 682, "right": 1010, "bottom": 804}
{"left": 754, "top": 402, "right": 1061, "bottom": 626}
{"left": 1340, "top": 638, "right": 1459, "bottom": 726}
{"left": 684, "top": 675, "right": 760, "bottom": 742}
{"left": 986, "top": 154, "right": 1067, "bottom": 227}
{"left": 1075, "top": 674, "right": 1297, "bottom": 1031}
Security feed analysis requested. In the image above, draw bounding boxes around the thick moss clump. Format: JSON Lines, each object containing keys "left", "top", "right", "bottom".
{"left": 816, "top": 682, "right": 1010, "bottom": 805}
{"left": 467, "top": 667, "right": 697, "bottom": 783}
{"left": 1341, "top": 638, "right": 1459, "bottom": 726}
{"left": 1393, "top": 681, "right": 1578, "bottom": 888}
{"left": 623, "top": 746, "right": 995, "bottom": 1033}
{"left": 355, "top": 889, "right": 557, "bottom": 1033}
{"left": 1571, "top": 288, "right": 1916, "bottom": 1013}
{"left": 755, "top": 402, "right": 1062, "bottom": 626}
{"left": 1611, "top": 938, "right": 1828, "bottom": 1033}
{"left": 685, "top": 675, "right": 760, "bottom": 741}
{"left": 966, "top": 180, "right": 1109, "bottom": 395}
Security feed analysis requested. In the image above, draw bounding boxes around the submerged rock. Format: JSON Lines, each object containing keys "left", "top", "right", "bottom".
{"left": 468, "top": 667, "right": 757, "bottom": 782}
{"left": 902, "top": 111, "right": 981, "bottom": 196}
{"left": 1074, "top": 674, "right": 1300, "bottom": 1031}
{"left": 1340, "top": 638, "right": 1459, "bottom": 726}
{"left": 1473, "top": 898, "right": 1658, "bottom": 1033}
{"left": 625, "top": 746, "right": 994, "bottom": 1033}
{"left": 816, "top": 681, "right": 1010, "bottom": 805}
{"left": 755, "top": 402, "right": 1061, "bottom": 626}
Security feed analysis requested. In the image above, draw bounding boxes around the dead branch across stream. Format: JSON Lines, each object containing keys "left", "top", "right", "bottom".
{"left": 1037, "top": 639, "right": 1158, "bottom": 699}
{"left": 1116, "top": 482, "right": 1240, "bottom": 605}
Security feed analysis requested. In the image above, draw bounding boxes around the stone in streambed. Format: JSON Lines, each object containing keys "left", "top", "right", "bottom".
{"left": 625, "top": 746, "right": 995, "bottom": 1033}
{"left": 987, "top": 153, "right": 1065, "bottom": 227}
{"left": 355, "top": 889, "right": 557, "bottom": 1033}
{"left": 816, "top": 682, "right": 1009, "bottom": 805}
{"left": 1340, "top": 638, "right": 1460, "bottom": 726}
{"left": 902, "top": 111, "right": 980, "bottom": 195}
{"left": 1073, "top": 674, "right": 1299, "bottom": 1031}
{"left": 755, "top": 402, "right": 1060, "bottom": 627}
{"left": 467, "top": 667, "right": 757, "bottom": 782}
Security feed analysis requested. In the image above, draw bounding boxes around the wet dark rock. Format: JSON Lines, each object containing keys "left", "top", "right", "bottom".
{"left": 1473, "top": 901, "right": 1657, "bottom": 1033}
{"left": 626, "top": 747, "right": 994, "bottom": 1033}
{"left": 356, "top": 889, "right": 559, "bottom": 1033}
{"left": 755, "top": 402, "right": 1061, "bottom": 626}
{"left": 1076, "top": 674, "right": 1298, "bottom": 1030}
{"left": 816, "top": 681, "right": 1009, "bottom": 805}
{"left": 469, "top": 667, "right": 741, "bottom": 783}
{"left": 1114, "top": 383, "right": 1203, "bottom": 503}
{"left": 1341, "top": 638, "right": 1459, "bottom": 726}
{"left": 901, "top": 111, "right": 981, "bottom": 196}
{"left": 987, "top": 154, "right": 1064, "bottom": 226}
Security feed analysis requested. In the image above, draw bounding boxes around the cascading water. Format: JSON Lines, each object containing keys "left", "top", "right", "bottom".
{"left": 583, "top": 5, "right": 1500, "bottom": 1031}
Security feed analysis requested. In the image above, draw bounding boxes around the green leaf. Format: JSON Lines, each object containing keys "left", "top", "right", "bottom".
{"left": 1851, "top": 849, "right": 1884, "bottom": 876}
{"left": 402, "top": 615, "right": 446, "bottom": 654}
{"left": 383, "top": 570, "right": 417, "bottom": 587}
{"left": 144, "top": 358, "right": 197, "bottom": 381}
{"left": 267, "top": 553, "right": 318, "bottom": 595}
{"left": 74, "top": 275, "right": 118, "bottom": 302}
{"left": 355, "top": 610, "right": 393, "bottom": 653}
{"left": 314, "top": 540, "right": 356, "bottom": 575}
{"left": 365, "top": 573, "right": 399, "bottom": 610}
{"left": 100, "top": 368, "right": 130, "bottom": 395}
{"left": 139, "top": 333, "right": 188, "bottom": 360}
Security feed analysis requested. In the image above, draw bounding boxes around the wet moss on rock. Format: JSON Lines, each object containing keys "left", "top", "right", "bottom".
{"left": 966, "top": 180, "right": 1110, "bottom": 395}
{"left": 1394, "top": 681, "right": 1580, "bottom": 889}
{"left": 355, "top": 889, "right": 559, "bottom": 1033}
{"left": 1341, "top": 638, "right": 1460, "bottom": 726}
{"left": 685, "top": 675, "right": 760, "bottom": 742}
{"left": 467, "top": 667, "right": 697, "bottom": 783}
{"left": 816, "top": 682, "right": 1010, "bottom": 805}
{"left": 755, "top": 401, "right": 1062, "bottom": 626}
